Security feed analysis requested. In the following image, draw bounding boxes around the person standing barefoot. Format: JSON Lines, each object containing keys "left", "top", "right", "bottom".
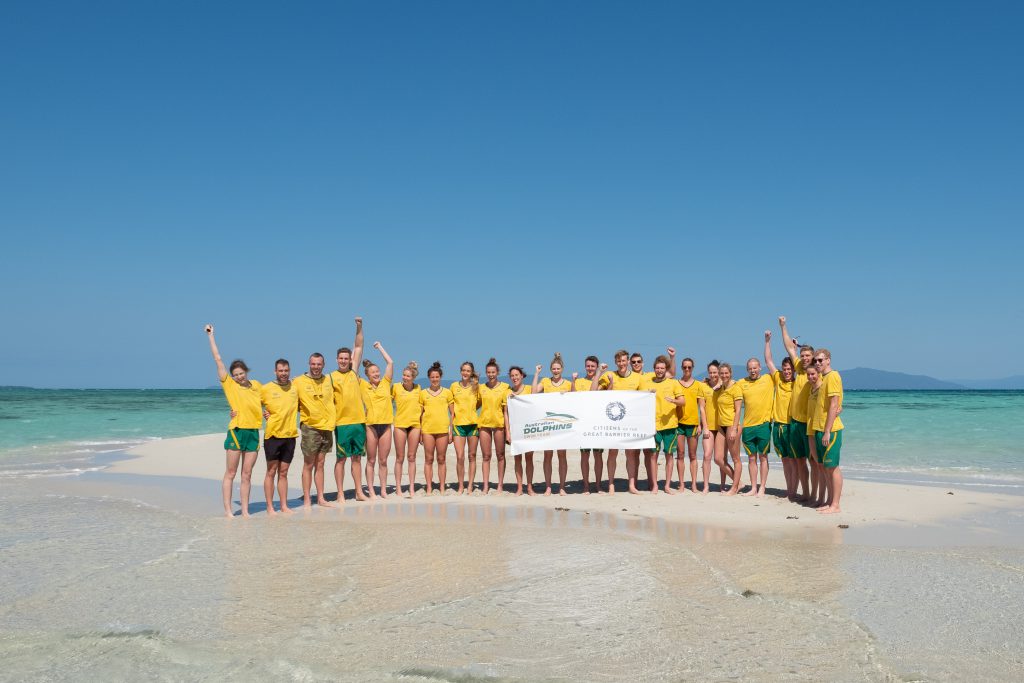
{"left": 478, "top": 358, "right": 510, "bottom": 495}
{"left": 260, "top": 358, "right": 298, "bottom": 515}
{"left": 764, "top": 332, "right": 796, "bottom": 500}
{"left": 451, "top": 362, "right": 482, "bottom": 495}
{"left": 293, "top": 353, "right": 337, "bottom": 508}
{"left": 504, "top": 366, "right": 533, "bottom": 495}
{"left": 532, "top": 353, "right": 573, "bottom": 496}
{"left": 675, "top": 357, "right": 704, "bottom": 493}
{"left": 739, "top": 350, "right": 774, "bottom": 498}
{"left": 714, "top": 363, "right": 744, "bottom": 495}
{"left": 698, "top": 362, "right": 721, "bottom": 494}
{"left": 780, "top": 316, "right": 814, "bottom": 502}
{"left": 813, "top": 349, "right": 845, "bottom": 514}
{"left": 574, "top": 356, "right": 605, "bottom": 494}
{"left": 392, "top": 362, "right": 422, "bottom": 498}
{"left": 643, "top": 355, "right": 686, "bottom": 494}
{"left": 204, "top": 324, "right": 262, "bottom": 518}
{"left": 331, "top": 317, "right": 369, "bottom": 501}
{"left": 601, "top": 350, "right": 644, "bottom": 494}
{"left": 420, "top": 362, "right": 455, "bottom": 496}
{"left": 360, "top": 342, "right": 394, "bottom": 499}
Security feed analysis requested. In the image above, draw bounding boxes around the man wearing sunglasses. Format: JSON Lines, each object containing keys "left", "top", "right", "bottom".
{"left": 810, "top": 349, "right": 844, "bottom": 514}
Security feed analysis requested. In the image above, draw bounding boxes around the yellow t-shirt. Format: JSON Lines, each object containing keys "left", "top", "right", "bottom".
{"left": 419, "top": 387, "right": 454, "bottom": 434}
{"left": 574, "top": 377, "right": 599, "bottom": 392}
{"left": 715, "top": 381, "right": 743, "bottom": 428}
{"left": 260, "top": 381, "right": 298, "bottom": 439}
{"left": 391, "top": 382, "right": 422, "bottom": 429}
{"left": 539, "top": 377, "right": 572, "bottom": 393}
{"left": 360, "top": 377, "right": 393, "bottom": 425}
{"left": 600, "top": 370, "right": 643, "bottom": 391}
{"left": 677, "top": 379, "right": 701, "bottom": 426}
{"left": 789, "top": 358, "right": 812, "bottom": 423}
{"left": 809, "top": 371, "right": 845, "bottom": 433}
{"left": 740, "top": 375, "right": 774, "bottom": 427}
{"left": 478, "top": 381, "right": 510, "bottom": 428}
{"left": 510, "top": 385, "right": 532, "bottom": 397}
{"left": 221, "top": 375, "right": 263, "bottom": 430}
{"left": 450, "top": 382, "right": 480, "bottom": 426}
{"left": 293, "top": 374, "right": 334, "bottom": 431}
{"left": 698, "top": 381, "right": 717, "bottom": 431}
{"left": 331, "top": 369, "right": 366, "bottom": 426}
{"left": 646, "top": 376, "right": 683, "bottom": 430}
{"left": 771, "top": 371, "right": 794, "bottom": 424}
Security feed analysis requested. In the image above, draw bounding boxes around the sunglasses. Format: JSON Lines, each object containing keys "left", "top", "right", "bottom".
{"left": 631, "top": 359, "right": 643, "bottom": 364}
{"left": 814, "top": 358, "right": 826, "bottom": 363}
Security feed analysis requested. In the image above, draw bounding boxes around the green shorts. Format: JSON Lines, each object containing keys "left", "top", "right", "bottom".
{"left": 772, "top": 422, "right": 791, "bottom": 458}
{"left": 677, "top": 424, "right": 698, "bottom": 438}
{"left": 453, "top": 424, "right": 479, "bottom": 437}
{"left": 580, "top": 448, "right": 604, "bottom": 454}
{"left": 789, "top": 420, "right": 809, "bottom": 459}
{"left": 742, "top": 422, "right": 771, "bottom": 456}
{"left": 655, "top": 428, "right": 678, "bottom": 455}
{"left": 335, "top": 424, "right": 366, "bottom": 458}
{"left": 815, "top": 429, "right": 842, "bottom": 467}
{"left": 225, "top": 428, "right": 259, "bottom": 452}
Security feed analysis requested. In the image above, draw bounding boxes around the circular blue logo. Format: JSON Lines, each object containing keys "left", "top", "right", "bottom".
{"left": 605, "top": 402, "right": 626, "bottom": 421}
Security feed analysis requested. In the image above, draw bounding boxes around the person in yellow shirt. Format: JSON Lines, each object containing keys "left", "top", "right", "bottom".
{"left": 392, "top": 361, "right": 421, "bottom": 498}
{"left": 629, "top": 347, "right": 677, "bottom": 381}
{"left": 259, "top": 358, "right": 298, "bottom": 516}
{"left": 504, "top": 366, "right": 534, "bottom": 496}
{"left": 675, "top": 357, "right": 706, "bottom": 494}
{"left": 360, "top": 341, "right": 394, "bottom": 500}
{"left": 812, "top": 349, "right": 845, "bottom": 515}
{"left": 204, "top": 324, "right": 262, "bottom": 519}
{"left": 739, "top": 353, "right": 775, "bottom": 498}
{"left": 531, "top": 352, "right": 574, "bottom": 496}
{"left": 574, "top": 355, "right": 605, "bottom": 494}
{"left": 600, "top": 349, "right": 643, "bottom": 494}
{"left": 700, "top": 361, "right": 723, "bottom": 494}
{"left": 714, "top": 363, "right": 744, "bottom": 495}
{"left": 764, "top": 331, "right": 798, "bottom": 500}
{"left": 780, "top": 315, "right": 814, "bottom": 502}
{"left": 451, "top": 361, "right": 482, "bottom": 495}
{"left": 293, "top": 353, "right": 337, "bottom": 508}
{"left": 420, "top": 362, "right": 455, "bottom": 495}
{"left": 644, "top": 355, "right": 686, "bottom": 495}
{"left": 804, "top": 363, "right": 826, "bottom": 508}
{"left": 478, "top": 358, "right": 510, "bottom": 496}
{"left": 331, "top": 317, "right": 368, "bottom": 501}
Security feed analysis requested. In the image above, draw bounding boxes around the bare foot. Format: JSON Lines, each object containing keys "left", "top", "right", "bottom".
{"left": 241, "top": 510, "right": 251, "bottom": 518}
{"left": 380, "top": 491, "right": 388, "bottom": 500}
{"left": 515, "top": 486, "right": 523, "bottom": 496}
{"left": 281, "top": 506, "right": 294, "bottom": 514}
{"left": 755, "top": 490, "right": 765, "bottom": 498}
{"left": 559, "top": 489, "right": 567, "bottom": 496}
{"left": 819, "top": 505, "right": 841, "bottom": 514}
{"left": 664, "top": 487, "right": 677, "bottom": 495}
{"left": 583, "top": 489, "right": 590, "bottom": 495}
{"left": 266, "top": 508, "right": 277, "bottom": 517}
{"left": 628, "top": 487, "right": 640, "bottom": 495}
{"left": 224, "top": 510, "right": 234, "bottom": 519}
{"left": 355, "top": 494, "right": 368, "bottom": 502}
{"left": 543, "top": 487, "right": 552, "bottom": 497}
{"left": 690, "top": 485, "right": 698, "bottom": 494}
{"left": 318, "top": 497, "right": 339, "bottom": 508}
{"left": 742, "top": 489, "right": 757, "bottom": 497}
{"left": 303, "top": 498, "right": 312, "bottom": 509}
{"left": 482, "top": 488, "right": 490, "bottom": 496}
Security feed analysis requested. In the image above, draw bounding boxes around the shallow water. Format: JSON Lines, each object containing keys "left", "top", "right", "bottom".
{"left": 2, "top": 475, "right": 1022, "bottom": 682}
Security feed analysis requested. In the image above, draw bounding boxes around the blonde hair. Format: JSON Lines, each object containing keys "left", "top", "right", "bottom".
{"left": 614, "top": 349, "right": 629, "bottom": 361}
{"left": 404, "top": 361, "right": 419, "bottom": 379}
{"left": 550, "top": 352, "right": 564, "bottom": 369}
{"left": 817, "top": 348, "right": 831, "bottom": 360}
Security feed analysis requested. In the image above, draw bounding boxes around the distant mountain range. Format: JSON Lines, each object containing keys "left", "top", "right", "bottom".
{"left": 840, "top": 368, "right": 1024, "bottom": 390}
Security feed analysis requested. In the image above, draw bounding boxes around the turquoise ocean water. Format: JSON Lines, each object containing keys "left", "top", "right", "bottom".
{"left": 0, "top": 387, "right": 1021, "bottom": 490}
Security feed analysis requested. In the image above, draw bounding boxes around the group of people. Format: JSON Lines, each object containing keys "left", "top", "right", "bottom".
{"left": 204, "top": 316, "right": 845, "bottom": 518}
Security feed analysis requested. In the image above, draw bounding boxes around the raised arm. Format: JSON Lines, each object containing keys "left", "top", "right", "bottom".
{"left": 667, "top": 346, "right": 677, "bottom": 377}
{"left": 764, "top": 330, "right": 778, "bottom": 375}
{"left": 374, "top": 341, "right": 394, "bottom": 381}
{"left": 531, "top": 365, "right": 543, "bottom": 394}
{"left": 204, "top": 324, "right": 228, "bottom": 380}
{"left": 778, "top": 315, "right": 798, "bottom": 362}
{"left": 592, "top": 363, "right": 607, "bottom": 391}
{"left": 351, "top": 317, "right": 364, "bottom": 369}
{"left": 570, "top": 371, "right": 578, "bottom": 391}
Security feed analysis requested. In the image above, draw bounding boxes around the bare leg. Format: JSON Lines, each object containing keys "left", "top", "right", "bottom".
{"left": 466, "top": 434, "right": 479, "bottom": 494}
{"left": 714, "top": 433, "right": 732, "bottom": 493}
{"left": 557, "top": 450, "right": 568, "bottom": 495}
{"left": 663, "top": 452, "right": 676, "bottom": 494}
{"left": 795, "top": 456, "right": 810, "bottom": 501}
{"left": 314, "top": 453, "right": 335, "bottom": 506}
{"left": 377, "top": 426, "right": 392, "bottom": 498}
{"left": 364, "top": 427, "right": 379, "bottom": 499}
{"left": 494, "top": 429, "right": 506, "bottom": 493}
{"left": 436, "top": 435, "right": 449, "bottom": 494}
{"left": 264, "top": 460, "right": 280, "bottom": 515}
{"left": 394, "top": 427, "right": 407, "bottom": 496}
{"left": 606, "top": 450, "right": 618, "bottom": 494}
{"left": 513, "top": 453, "right": 524, "bottom": 495}
{"left": 277, "top": 461, "right": 293, "bottom": 513}
{"left": 334, "top": 456, "right": 346, "bottom": 502}
{"left": 525, "top": 452, "right": 536, "bottom": 495}
{"left": 641, "top": 449, "right": 654, "bottom": 493}
{"left": 239, "top": 451, "right": 258, "bottom": 517}
{"left": 350, "top": 453, "right": 367, "bottom": 501}
{"left": 728, "top": 435, "right": 743, "bottom": 495}
{"left": 626, "top": 450, "right": 640, "bottom": 494}
{"left": 222, "top": 450, "right": 241, "bottom": 518}
{"left": 542, "top": 451, "right": 553, "bottom": 495}
{"left": 453, "top": 434, "right": 467, "bottom": 493}
{"left": 301, "top": 454, "right": 314, "bottom": 507}
{"left": 581, "top": 449, "right": 592, "bottom": 494}
{"left": 407, "top": 428, "right": 420, "bottom": 497}
{"left": 594, "top": 451, "right": 605, "bottom": 493}
{"left": 820, "top": 466, "right": 843, "bottom": 513}
{"left": 479, "top": 428, "right": 493, "bottom": 494}
{"left": 757, "top": 454, "right": 769, "bottom": 497}
{"left": 423, "top": 433, "right": 436, "bottom": 495}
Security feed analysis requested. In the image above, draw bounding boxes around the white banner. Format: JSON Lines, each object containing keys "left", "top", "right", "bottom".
{"left": 507, "top": 390, "right": 655, "bottom": 455}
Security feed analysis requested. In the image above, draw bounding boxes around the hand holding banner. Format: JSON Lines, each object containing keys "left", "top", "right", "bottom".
{"left": 507, "top": 390, "right": 655, "bottom": 455}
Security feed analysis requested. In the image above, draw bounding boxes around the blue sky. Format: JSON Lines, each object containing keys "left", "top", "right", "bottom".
{"left": 1, "top": 1, "right": 1021, "bottom": 388}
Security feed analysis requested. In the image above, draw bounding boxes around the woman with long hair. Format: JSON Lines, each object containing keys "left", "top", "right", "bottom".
{"left": 360, "top": 341, "right": 394, "bottom": 499}
{"left": 478, "top": 358, "right": 510, "bottom": 495}
{"left": 531, "top": 352, "right": 573, "bottom": 496}
{"left": 451, "top": 361, "right": 482, "bottom": 495}
{"left": 392, "top": 361, "right": 422, "bottom": 498}
{"left": 204, "top": 324, "right": 262, "bottom": 518}
{"left": 504, "top": 366, "right": 533, "bottom": 496}
{"left": 714, "top": 363, "right": 744, "bottom": 495}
